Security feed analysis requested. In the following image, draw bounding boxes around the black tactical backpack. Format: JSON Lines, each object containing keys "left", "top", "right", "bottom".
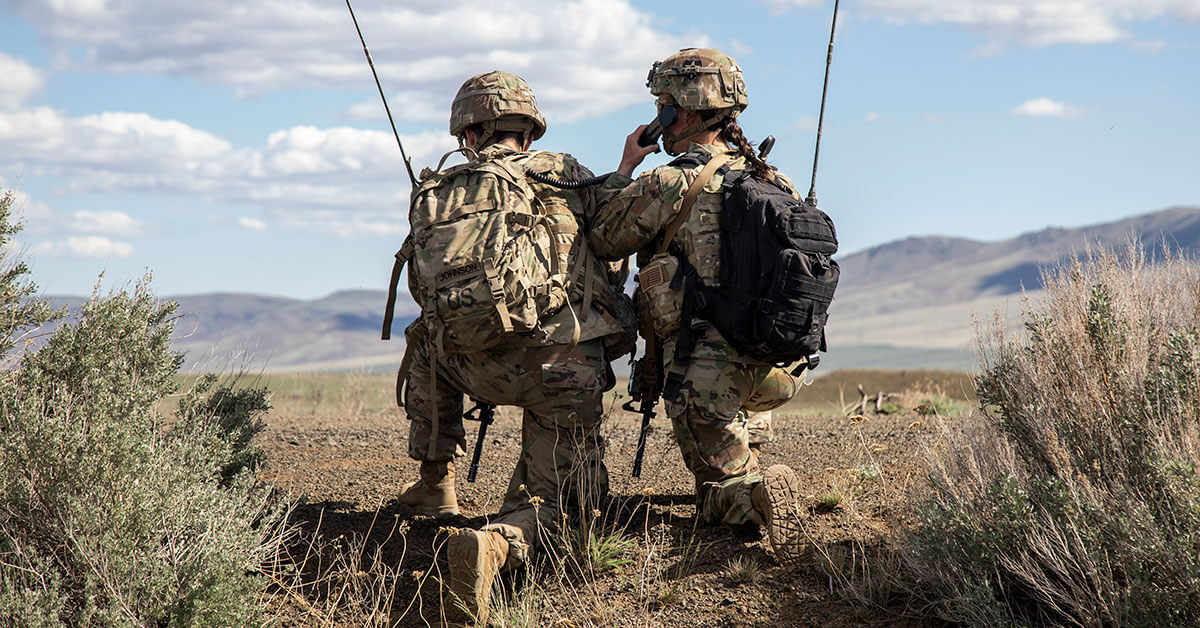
{"left": 667, "top": 150, "right": 839, "bottom": 387}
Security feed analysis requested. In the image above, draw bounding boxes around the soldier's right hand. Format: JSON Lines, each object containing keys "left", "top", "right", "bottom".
{"left": 618, "top": 125, "right": 660, "bottom": 177}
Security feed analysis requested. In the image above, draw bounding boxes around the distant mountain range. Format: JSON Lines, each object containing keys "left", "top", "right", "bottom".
{"left": 826, "top": 205, "right": 1200, "bottom": 370}
{"left": 47, "top": 206, "right": 1200, "bottom": 374}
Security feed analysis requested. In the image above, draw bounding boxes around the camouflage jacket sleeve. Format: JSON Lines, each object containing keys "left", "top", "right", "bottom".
{"left": 588, "top": 167, "right": 691, "bottom": 261}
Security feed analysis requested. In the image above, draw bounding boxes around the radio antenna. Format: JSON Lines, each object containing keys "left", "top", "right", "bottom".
{"left": 346, "top": 0, "right": 418, "bottom": 188}
{"left": 807, "top": 0, "right": 840, "bottom": 207}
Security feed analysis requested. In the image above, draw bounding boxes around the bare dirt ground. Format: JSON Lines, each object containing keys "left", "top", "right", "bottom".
{"left": 257, "top": 374, "right": 958, "bottom": 627}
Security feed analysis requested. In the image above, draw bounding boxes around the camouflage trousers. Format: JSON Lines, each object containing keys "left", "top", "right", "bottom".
{"left": 664, "top": 358, "right": 798, "bottom": 525}
{"left": 404, "top": 337, "right": 610, "bottom": 568}
{"left": 745, "top": 411, "right": 773, "bottom": 446}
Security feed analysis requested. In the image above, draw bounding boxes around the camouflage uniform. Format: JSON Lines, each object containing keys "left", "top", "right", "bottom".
{"left": 746, "top": 366, "right": 804, "bottom": 448}
{"left": 393, "top": 69, "right": 640, "bottom": 626}
{"left": 404, "top": 141, "right": 632, "bottom": 566}
{"left": 745, "top": 411, "right": 774, "bottom": 448}
{"left": 591, "top": 140, "right": 802, "bottom": 525}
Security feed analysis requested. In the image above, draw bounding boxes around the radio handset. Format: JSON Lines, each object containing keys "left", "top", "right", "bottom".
{"left": 637, "top": 106, "right": 678, "bottom": 147}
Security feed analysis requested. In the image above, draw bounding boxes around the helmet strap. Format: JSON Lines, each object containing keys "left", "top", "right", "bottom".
{"left": 473, "top": 117, "right": 535, "bottom": 150}
{"left": 662, "top": 111, "right": 727, "bottom": 156}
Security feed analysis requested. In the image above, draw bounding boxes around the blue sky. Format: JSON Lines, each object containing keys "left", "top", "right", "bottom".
{"left": 1, "top": 0, "right": 1197, "bottom": 299}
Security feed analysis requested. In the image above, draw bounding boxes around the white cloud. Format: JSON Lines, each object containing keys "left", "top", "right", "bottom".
{"left": 0, "top": 108, "right": 230, "bottom": 172}
{"left": 1012, "top": 97, "right": 1083, "bottom": 118}
{"left": 7, "top": 0, "right": 705, "bottom": 125}
{"left": 763, "top": 0, "right": 823, "bottom": 14}
{"left": 789, "top": 116, "right": 819, "bottom": 132}
{"left": 763, "top": 0, "right": 1200, "bottom": 46}
{"left": 1, "top": 1, "right": 714, "bottom": 239}
{"left": 864, "top": 111, "right": 881, "bottom": 123}
{"left": 30, "top": 235, "right": 134, "bottom": 258}
{"left": 0, "top": 104, "right": 455, "bottom": 237}
{"left": 1, "top": 187, "right": 53, "bottom": 226}
{"left": 0, "top": 187, "right": 142, "bottom": 238}
{"left": 0, "top": 53, "right": 45, "bottom": 109}
{"left": 238, "top": 216, "right": 267, "bottom": 230}
{"left": 728, "top": 39, "right": 753, "bottom": 56}
{"left": 347, "top": 92, "right": 446, "bottom": 125}
{"left": 65, "top": 210, "right": 144, "bottom": 236}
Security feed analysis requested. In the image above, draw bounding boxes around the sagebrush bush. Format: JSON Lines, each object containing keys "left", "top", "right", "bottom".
{"left": 0, "top": 192, "right": 56, "bottom": 357}
{"left": 905, "top": 243, "right": 1200, "bottom": 627}
{"left": 0, "top": 191, "right": 286, "bottom": 627}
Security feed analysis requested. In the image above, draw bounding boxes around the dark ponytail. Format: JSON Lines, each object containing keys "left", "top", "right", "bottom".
{"left": 719, "top": 117, "right": 772, "bottom": 179}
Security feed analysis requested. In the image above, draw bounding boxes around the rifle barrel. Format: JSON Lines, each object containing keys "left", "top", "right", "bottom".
{"left": 632, "top": 401, "right": 654, "bottom": 478}
{"left": 467, "top": 403, "right": 494, "bottom": 483}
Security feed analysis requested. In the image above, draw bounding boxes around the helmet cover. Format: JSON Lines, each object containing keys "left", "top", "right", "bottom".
{"left": 647, "top": 48, "right": 748, "bottom": 116}
{"left": 449, "top": 70, "right": 547, "bottom": 141}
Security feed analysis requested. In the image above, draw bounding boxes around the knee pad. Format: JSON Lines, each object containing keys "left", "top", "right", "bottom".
{"left": 744, "top": 367, "right": 797, "bottom": 411}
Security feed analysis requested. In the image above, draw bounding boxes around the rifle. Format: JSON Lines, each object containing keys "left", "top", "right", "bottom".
{"left": 623, "top": 335, "right": 662, "bottom": 478}
{"left": 463, "top": 400, "right": 496, "bottom": 483}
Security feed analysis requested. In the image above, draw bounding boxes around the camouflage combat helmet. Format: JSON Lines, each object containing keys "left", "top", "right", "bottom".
{"left": 449, "top": 71, "right": 547, "bottom": 146}
{"left": 647, "top": 48, "right": 748, "bottom": 116}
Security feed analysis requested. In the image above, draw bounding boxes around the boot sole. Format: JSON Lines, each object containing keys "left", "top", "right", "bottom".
{"left": 760, "top": 464, "right": 805, "bottom": 564}
{"left": 446, "top": 530, "right": 497, "bottom": 626}
{"left": 407, "top": 504, "right": 459, "bottom": 518}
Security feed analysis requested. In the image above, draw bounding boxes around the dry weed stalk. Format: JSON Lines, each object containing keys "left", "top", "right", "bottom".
{"left": 262, "top": 410, "right": 729, "bottom": 627}
{"left": 264, "top": 502, "right": 413, "bottom": 627}
{"left": 339, "top": 371, "right": 370, "bottom": 418}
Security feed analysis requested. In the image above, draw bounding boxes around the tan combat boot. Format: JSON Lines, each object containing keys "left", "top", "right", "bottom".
{"left": 398, "top": 460, "right": 459, "bottom": 518}
{"left": 444, "top": 528, "right": 509, "bottom": 626}
{"left": 751, "top": 464, "right": 805, "bottom": 564}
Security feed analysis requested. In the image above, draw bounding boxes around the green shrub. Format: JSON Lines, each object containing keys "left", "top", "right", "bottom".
{"left": 903, "top": 244, "right": 1200, "bottom": 626}
{"left": 0, "top": 191, "right": 57, "bottom": 356}
{"left": 0, "top": 191, "right": 285, "bottom": 626}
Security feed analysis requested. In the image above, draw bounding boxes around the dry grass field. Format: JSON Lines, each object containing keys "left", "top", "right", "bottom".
{"left": 214, "top": 369, "right": 975, "bottom": 627}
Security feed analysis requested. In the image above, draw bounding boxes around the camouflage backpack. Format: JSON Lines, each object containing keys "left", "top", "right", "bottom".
{"left": 382, "top": 147, "right": 575, "bottom": 353}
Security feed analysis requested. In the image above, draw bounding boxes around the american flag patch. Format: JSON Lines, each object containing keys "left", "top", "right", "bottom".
{"left": 640, "top": 265, "right": 666, "bottom": 289}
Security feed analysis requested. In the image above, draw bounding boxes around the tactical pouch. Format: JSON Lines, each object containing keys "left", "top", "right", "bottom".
{"left": 638, "top": 252, "right": 682, "bottom": 338}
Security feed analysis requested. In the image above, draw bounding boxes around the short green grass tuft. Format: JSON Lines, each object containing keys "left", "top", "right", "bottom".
{"left": 815, "top": 492, "right": 843, "bottom": 513}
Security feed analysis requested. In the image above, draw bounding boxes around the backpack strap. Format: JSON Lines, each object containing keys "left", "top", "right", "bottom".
{"left": 657, "top": 150, "right": 734, "bottom": 401}
{"left": 394, "top": 326, "right": 419, "bottom": 406}
{"left": 657, "top": 151, "right": 734, "bottom": 255}
{"left": 434, "top": 146, "right": 478, "bottom": 173}
{"left": 482, "top": 257, "right": 514, "bottom": 334}
{"left": 565, "top": 241, "right": 599, "bottom": 323}
{"left": 395, "top": 346, "right": 412, "bottom": 406}
{"left": 382, "top": 236, "right": 414, "bottom": 340}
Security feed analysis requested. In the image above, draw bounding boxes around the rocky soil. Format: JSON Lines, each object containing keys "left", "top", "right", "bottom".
{"left": 259, "top": 393, "right": 946, "bottom": 627}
